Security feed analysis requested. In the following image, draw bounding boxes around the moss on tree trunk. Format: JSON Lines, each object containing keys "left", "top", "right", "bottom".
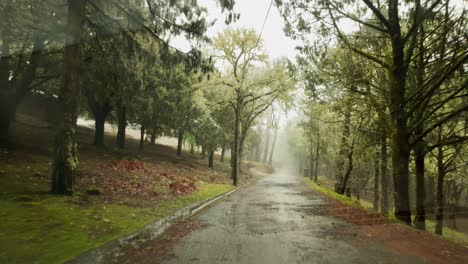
{"left": 51, "top": 0, "right": 86, "bottom": 195}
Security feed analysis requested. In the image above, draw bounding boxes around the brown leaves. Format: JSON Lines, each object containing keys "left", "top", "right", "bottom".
{"left": 169, "top": 177, "right": 197, "bottom": 194}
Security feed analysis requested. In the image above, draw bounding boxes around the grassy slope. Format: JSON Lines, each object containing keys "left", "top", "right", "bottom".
{"left": 0, "top": 182, "right": 233, "bottom": 263}
{"left": 305, "top": 177, "right": 468, "bottom": 246}
{"left": 0, "top": 121, "right": 241, "bottom": 263}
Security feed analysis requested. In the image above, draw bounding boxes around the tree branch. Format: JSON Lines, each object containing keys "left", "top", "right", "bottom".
{"left": 361, "top": 0, "right": 390, "bottom": 29}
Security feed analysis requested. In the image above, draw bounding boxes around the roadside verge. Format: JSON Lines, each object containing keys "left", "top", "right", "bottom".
{"left": 68, "top": 179, "right": 257, "bottom": 264}
{"left": 304, "top": 177, "right": 468, "bottom": 246}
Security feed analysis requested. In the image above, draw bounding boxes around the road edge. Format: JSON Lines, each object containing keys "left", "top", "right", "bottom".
{"left": 67, "top": 179, "right": 256, "bottom": 264}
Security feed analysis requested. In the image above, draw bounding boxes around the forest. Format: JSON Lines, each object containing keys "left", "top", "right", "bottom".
{"left": 0, "top": 0, "right": 467, "bottom": 263}
{"left": 280, "top": 0, "right": 467, "bottom": 234}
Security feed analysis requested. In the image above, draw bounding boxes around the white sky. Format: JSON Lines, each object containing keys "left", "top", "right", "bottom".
{"left": 171, "top": 0, "right": 299, "bottom": 60}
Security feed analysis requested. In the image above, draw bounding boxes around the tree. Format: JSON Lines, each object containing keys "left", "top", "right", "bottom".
{"left": 278, "top": 0, "right": 468, "bottom": 224}
{"left": 0, "top": 1, "right": 62, "bottom": 146}
{"left": 51, "top": 0, "right": 87, "bottom": 194}
{"left": 48, "top": 0, "right": 237, "bottom": 194}
{"left": 212, "top": 28, "right": 295, "bottom": 185}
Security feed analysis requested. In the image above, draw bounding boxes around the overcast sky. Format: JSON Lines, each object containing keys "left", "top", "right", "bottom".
{"left": 171, "top": 0, "right": 298, "bottom": 60}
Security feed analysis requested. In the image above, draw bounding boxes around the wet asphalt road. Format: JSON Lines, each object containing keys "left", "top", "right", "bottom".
{"left": 157, "top": 168, "right": 424, "bottom": 264}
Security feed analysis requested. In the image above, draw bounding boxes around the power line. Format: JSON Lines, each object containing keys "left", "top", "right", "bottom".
{"left": 255, "top": 0, "right": 274, "bottom": 49}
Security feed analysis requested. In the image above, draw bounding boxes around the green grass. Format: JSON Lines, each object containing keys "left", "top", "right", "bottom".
{"left": 305, "top": 177, "right": 468, "bottom": 246}
{"left": 305, "top": 178, "right": 361, "bottom": 207}
{"left": 0, "top": 182, "right": 234, "bottom": 264}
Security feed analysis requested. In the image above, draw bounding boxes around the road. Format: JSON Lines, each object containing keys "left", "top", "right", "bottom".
{"left": 118, "top": 167, "right": 467, "bottom": 264}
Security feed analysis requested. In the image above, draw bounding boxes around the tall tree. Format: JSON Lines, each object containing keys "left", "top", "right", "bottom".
{"left": 51, "top": 0, "right": 87, "bottom": 194}
{"left": 278, "top": 0, "right": 468, "bottom": 224}
{"left": 212, "top": 28, "right": 294, "bottom": 185}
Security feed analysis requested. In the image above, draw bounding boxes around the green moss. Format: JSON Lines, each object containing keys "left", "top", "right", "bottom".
{"left": 305, "top": 178, "right": 360, "bottom": 207}
{"left": 0, "top": 182, "right": 234, "bottom": 263}
{"left": 425, "top": 219, "right": 468, "bottom": 246}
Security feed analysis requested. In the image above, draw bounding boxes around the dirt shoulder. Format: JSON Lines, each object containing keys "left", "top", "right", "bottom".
{"left": 305, "top": 178, "right": 468, "bottom": 264}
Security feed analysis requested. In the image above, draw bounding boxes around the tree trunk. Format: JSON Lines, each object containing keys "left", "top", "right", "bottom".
{"left": 139, "top": 125, "right": 145, "bottom": 150}
{"left": 435, "top": 128, "right": 445, "bottom": 235}
{"left": 238, "top": 138, "right": 244, "bottom": 175}
{"left": 414, "top": 25, "right": 426, "bottom": 230}
{"left": 220, "top": 145, "right": 226, "bottom": 162}
{"left": 313, "top": 125, "right": 320, "bottom": 182}
{"left": 0, "top": 29, "right": 14, "bottom": 146}
{"left": 0, "top": 32, "right": 44, "bottom": 146}
{"left": 208, "top": 149, "right": 214, "bottom": 169}
{"left": 51, "top": 0, "right": 86, "bottom": 195}
{"left": 388, "top": 0, "right": 412, "bottom": 224}
{"left": 150, "top": 131, "right": 156, "bottom": 145}
{"left": 116, "top": 103, "right": 126, "bottom": 149}
{"left": 15, "top": 36, "right": 45, "bottom": 104}
{"left": 373, "top": 149, "right": 380, "bottom": 211}
{"left": 176, "top": 129, "right": 183, "bottom": 156}
{"left": 231, "top": 96, "right": 241, "bottom": 186}
{"left": 337, "top": 103, "right": 351, "bottom": 193}
{"left": 338, "top": 143, "right": 354, "bottom": 195}
{"left": 190, "top": 143, "right": 194, "bottom": 154}
{"left": 84, "top": 81, "right": 111, "bottom": 147}
{"left": 414, "top": 131, "right": 426, "bottom": 229}
{"left": 94, "top": 112, "right": 106, "bottom": 146}
{"left": 381, "top": 126, "right": 389, "bottom": 215}
{"left": 309, "top": 151, "right": 315, "bottom": 179}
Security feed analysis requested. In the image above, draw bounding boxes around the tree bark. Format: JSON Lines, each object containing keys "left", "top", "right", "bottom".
{"left": 208, "top": 149, "right": 214, "bottom": 169}
{"left": 116, "top": 102, "right": 126, "bottom": 149}
{"left": 220, "top": 145, "right": 226, "bottom": 162}
{"left": 87, "top": 97, "right": 111, "bottom": 147}
{"left": 238, "top": 135, "right": 245, "bottom": 175}
{"left": 176, "top": 129, "right": 183, "bottom": 156}
{"left": 414, "top": 24, "right": 426, "bottom": 230}
{"left": 373, "top": 148, "right": 380, "bottom": 211}
{"left": 435, "top": 128, "right": 445, "bottom": 235}
{"left": 313, "top": 124, "right": 320, "bottom": 182}
{"left": 94, "top": 112, "right": 106, "bottom": 146}
{"left": 150, "top": 131, "right": 156, "bottom": 145}
{"left": 0, "top": 29, "right": 13, "bottom": 146}
{"left": 51, "top": 0, "right": 86, "bottom": 195}
{"left": 380, "top": 126, "right": 389, "bottom": 215}
{"left": 0, "top": 32, "right": 44, "bottom": 146}
{"left": 339, "top": 142, "right": 354, "bottom": 195}
{"left": 139, "top": 125, "right": 145, "bottom": 150}
{"left": 414, "top": 126, "right": 426, "bottom": 229}
{"left": 388, "top": 0, "right": 412, "bottom": 225}
{"left": 231, "top": 95, "right": 241, "bottom": 186}
{"left": 337, "top": 103, "right": 351, "bottom": 193}
{"left": 201, "top": 145, "right": 205, "bottom": 159}
{"left": 15, "top": 36, "right": 45, "bottom": 104}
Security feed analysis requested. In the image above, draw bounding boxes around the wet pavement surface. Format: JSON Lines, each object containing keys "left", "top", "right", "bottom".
{"left": 120, "top": 168, "right": 458, "bottom": 264}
